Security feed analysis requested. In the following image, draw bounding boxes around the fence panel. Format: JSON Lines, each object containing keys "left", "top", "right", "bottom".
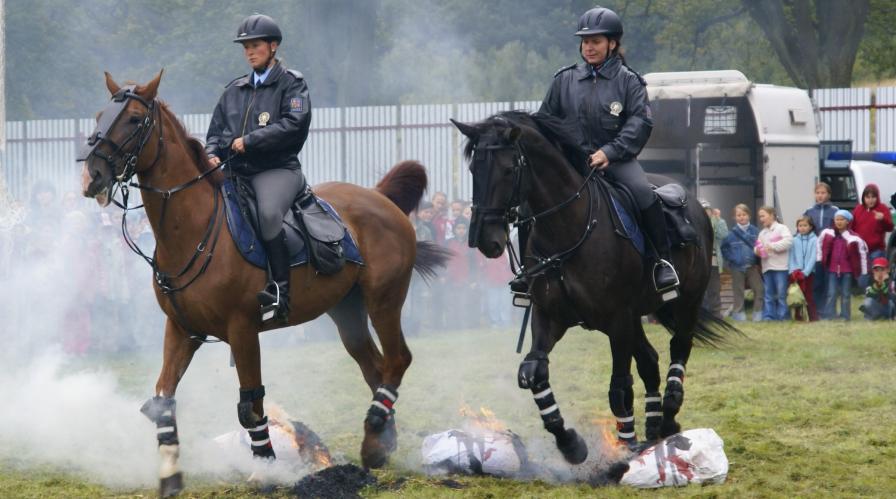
{"left": 876, "top": 87, "right": 896, "bottom": 152}
{"left": 814, "top": 88, "right": 872, "bottom": 150}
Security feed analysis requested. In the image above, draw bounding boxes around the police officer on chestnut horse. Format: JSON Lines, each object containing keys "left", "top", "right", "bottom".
{"left": 206, "top": 13, "right": 311, "bottom": 323}
{"left": 518, "top": 6, "right": 679, "bottom": 300}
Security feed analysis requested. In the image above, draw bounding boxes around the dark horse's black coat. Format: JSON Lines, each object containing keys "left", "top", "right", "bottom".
{"left": 453, "top": 111, "right": 738, "bottom": 464}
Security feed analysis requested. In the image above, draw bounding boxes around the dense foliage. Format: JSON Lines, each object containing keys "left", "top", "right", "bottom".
{"left": 5, "top": 0, "right": 894, "bottom": 119}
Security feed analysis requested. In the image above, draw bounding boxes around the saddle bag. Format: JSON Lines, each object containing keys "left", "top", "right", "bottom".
{"left": 654, "top": 184, "right": 699, "bottom": 247}
{"left": 292, "top": 193, "right": 346, "bottom": 276}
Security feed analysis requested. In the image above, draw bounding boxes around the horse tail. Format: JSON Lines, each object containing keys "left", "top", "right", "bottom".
{"left": 375, "top": 160, "right": 428, "bottom": 215}
{"left": 413, "top": 241, "right": 452, "bottom": 282}
{"left": 654, "top": 305, "right": 742, "bottom": 348}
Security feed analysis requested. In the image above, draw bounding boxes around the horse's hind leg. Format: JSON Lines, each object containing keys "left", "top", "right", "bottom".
{"left": 631, "top": 322, "right": 662, "bottom": 442}
{"left": 520, "top": 306, "right": 588, "bottom": 464}
{"left": 661, "top": 305, "right": 698, "bottom": 437}
{"left": 360, "top": 285, "right": 412, "bottom": 469}
{"left": 140, "top": 319, "right": 201, "bottom": 497}
{"left": 606, "top": 314, "right": 640, "bottom": 449}
{"left": 327, "top": 285, "right": 384, "bottom": 393}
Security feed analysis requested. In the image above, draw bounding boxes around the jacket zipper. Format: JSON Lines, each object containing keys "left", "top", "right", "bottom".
{"left": 240, "top": 86, "right": 257, "bottom": 137}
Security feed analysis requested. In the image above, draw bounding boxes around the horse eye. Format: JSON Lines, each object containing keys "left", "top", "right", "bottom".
{"left": 129, "top": 115, "right": 142, "bottom": 124}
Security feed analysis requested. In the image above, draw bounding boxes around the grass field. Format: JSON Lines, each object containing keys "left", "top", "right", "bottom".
{"left": 1, "top": 318, "right": 894, "bottom": 498}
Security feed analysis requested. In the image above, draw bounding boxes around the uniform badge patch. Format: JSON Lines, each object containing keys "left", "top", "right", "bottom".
{"left": 289, "top": 97, "right": 303, "bottom": 113}
{"left": 610, "top": 101, "right": 623, "bottom": 116}
{"left": 258, "top": 112, "right": 270, "bottom": 127}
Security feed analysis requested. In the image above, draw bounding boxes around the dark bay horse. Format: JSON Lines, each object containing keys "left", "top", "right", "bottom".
{"left": 452, "top": 111, "right": 735, "bottom": 464}
{"left": 79, "top": 71, "right": 447, "bottom": 496}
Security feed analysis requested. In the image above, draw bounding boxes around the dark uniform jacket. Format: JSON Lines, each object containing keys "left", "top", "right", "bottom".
{"left": 539, "top": 55, "right": 652, "bottom": 163}
{"left": 205, "top": 61, "right": 311, "bottom": 176}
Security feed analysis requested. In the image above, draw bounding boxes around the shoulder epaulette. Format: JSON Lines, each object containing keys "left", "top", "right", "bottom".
{"left": 225, "top": 74, "right": 248, "bottom": 88}
{"left": 286, "top": 69, "right": 305, "bottom": 80}
{"left": 553, "top": 63, "right": 577, "bottom": 78}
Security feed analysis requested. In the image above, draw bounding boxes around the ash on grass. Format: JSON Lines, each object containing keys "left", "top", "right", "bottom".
{"left": 290, "top": 464, "right": 376, "bottom": 498}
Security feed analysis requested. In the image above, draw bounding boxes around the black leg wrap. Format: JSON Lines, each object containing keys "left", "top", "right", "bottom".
{"left": 608, "top": 375, "right": 636, "bottom": 445}
{"left": 644, "top": 391, "right": 663, "bottom": 441}
{"left": 366, "top": 384, "right": 398, "bottom": 432}
{"left": 140, "top": 396, "right": 179, "bottom": 446}
{"left": 662, "top": 363, "right": 685, "bottom": 437}
{"left": 246, "top": 415, "right": 276, "bottom": 459}
{"left": 518, "top": 351, "right": 549, "bottom": 390}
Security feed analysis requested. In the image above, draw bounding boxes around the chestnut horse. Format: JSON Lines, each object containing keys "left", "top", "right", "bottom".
{"left": 79, "top": 71, "right": 447, "bottom": 496}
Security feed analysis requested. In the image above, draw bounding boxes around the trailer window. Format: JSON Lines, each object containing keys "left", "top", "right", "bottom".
{"left": 821, "top": 173, "right": 857, "bottom": 206}
{"left": 704, "top": 106, "right": 737, "bottom": 135}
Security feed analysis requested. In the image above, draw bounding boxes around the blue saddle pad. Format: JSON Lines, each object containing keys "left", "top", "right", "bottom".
{"left": 222, "top": 179, "right": 362, "bottom": 269}
{"left": 609, "top": 195, "right": 645, "bottom": 256}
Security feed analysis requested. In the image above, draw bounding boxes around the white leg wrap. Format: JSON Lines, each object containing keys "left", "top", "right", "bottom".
{"left": 158, "top": 444, "right": 180, "bottom": 480}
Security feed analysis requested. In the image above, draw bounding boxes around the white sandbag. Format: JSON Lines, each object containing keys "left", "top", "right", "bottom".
{"left": 620, "top": 428, "right": 728, "bottom": 488}
{"left": 421, "top": 429, "right": 526, "bottom": 477}
{"left": 213, "top": 424, "right": 305, "bottom": 467}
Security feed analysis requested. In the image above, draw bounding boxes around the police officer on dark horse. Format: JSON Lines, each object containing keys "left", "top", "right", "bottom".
{"left": 206, "top": 13, "right": 310, "bottom": 323}
{"left": 511, "top": 6, "right": 680, "bottom": 300}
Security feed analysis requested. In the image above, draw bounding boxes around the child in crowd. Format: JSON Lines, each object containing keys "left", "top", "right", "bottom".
{"left": 860, "top": 257, "right": 895, "bottom": 320}
{"left": 755, "top": 206, "right": 793, "bottom": 321}
{"left": 850, "top": 183, "right": 894, "bottom": 289}
{"left": 444, "top": 218, "right": 478, "bottom": 328}
{"left": 788, "top": 215, "right": 818, "bottom": 321}
{"left": 804, "top": 182, "right": 839, "bottom": 318}
{"left": 818, "top": 210, "right": 868, "bottom": 321}
{"left": 721, "top": 203, "right": 764, "bottom": 321}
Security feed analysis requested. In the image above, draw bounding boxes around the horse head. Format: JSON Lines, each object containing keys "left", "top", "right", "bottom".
{"left": 79, "top": 70, "right": 164, "bottom": 206}
{"left": 451, "top": 116, "right": 525, "bottom": 258}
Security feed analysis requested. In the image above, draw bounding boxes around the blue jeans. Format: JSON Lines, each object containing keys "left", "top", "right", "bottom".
{"left": 858, "top": 250, "right": 885, "bottom": 290}
{"left": 825, "top": 272, "right": 853, "bottom": 320}
{"left": 762, "top": 270, "right": 789, "bottom": 321}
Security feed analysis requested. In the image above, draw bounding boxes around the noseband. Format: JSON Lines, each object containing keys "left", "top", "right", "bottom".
{"left": 467, "top": 139, "right": 531, "bottom": 247}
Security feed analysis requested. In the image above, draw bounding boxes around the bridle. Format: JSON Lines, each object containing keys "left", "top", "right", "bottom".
{"left": 468, "top": 125, "right": 599, "bottom": 281}
{"left": 78, "top": 86, "right": 227, "bottom": 343}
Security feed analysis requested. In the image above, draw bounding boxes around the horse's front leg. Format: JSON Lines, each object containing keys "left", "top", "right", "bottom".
{"left": 631, "top": 322, "right": 662, "bottom": 442}
{"left": 518, "top": 306, "right": 587, "bottom": 464}
{"left": 140, "top": 319, "right": 201, "bottom": 498}
{"left": 229, "top": 329, "right": 276, "bottom": 460}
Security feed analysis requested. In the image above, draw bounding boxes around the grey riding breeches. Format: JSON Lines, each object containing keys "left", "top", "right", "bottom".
{"left": 603, "top": 159, "right": 656, "bottom": 211}
{"left": 250, "top": 168, "right": 306, "bottom": 241}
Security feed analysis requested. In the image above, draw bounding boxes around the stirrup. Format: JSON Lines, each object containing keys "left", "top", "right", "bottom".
{"left": 257, "top": 281, "right": 282, "bottom": 323}
{"left": 653, "top": 259, "right": 680, "bottom": 302}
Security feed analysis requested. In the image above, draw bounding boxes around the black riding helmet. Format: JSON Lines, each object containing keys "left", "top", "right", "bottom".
{"left": 575, "top": 6, "right": 623, "bottom": 39}
{"left": 233, "top": 14, "right": 283, "bottom": 43}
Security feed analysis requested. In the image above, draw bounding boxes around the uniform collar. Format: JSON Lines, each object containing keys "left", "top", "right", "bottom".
{"left": 236, "top": 60, "right": 283, "bottom": 87}
{"left": 254, "top": 65, "right": 273, "bottom": 86}
{"left": 577, "top": 55, "right": 622, "bottom": 80}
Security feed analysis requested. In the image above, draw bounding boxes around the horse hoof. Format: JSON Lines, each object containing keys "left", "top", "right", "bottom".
{"left": 660, "top": 420, "right": 681, "bottom": 438}
{"left": 556, "top": 428, "right": 588, "bottom": 465}
{"left": 361, "top": 418, "right": 396, "bottom": 469}
{"left": 159, "top": 472, "right": 183, "bottom": 497}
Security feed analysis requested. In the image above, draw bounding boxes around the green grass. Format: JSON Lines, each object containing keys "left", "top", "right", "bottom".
{"left": 2, "top": 320, "right": 895, "bottom": 498}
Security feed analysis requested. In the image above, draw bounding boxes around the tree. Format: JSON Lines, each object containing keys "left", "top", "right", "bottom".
{"left": 742, "top": 0, "right": 870, "bottom": 88}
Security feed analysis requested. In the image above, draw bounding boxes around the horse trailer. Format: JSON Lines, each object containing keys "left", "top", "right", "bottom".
{"left": 640, "top": 70, "right": 819, "bottom": 225}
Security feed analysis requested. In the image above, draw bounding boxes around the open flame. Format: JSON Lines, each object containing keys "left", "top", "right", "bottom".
{"left": 459, "top": 404, "right": 508, "bottom": 433}
{"left": 591, "top": 416, "right": 630, "bottom": 460}
{"left": 266, "top": 403, "right": 333, "bottom": 469}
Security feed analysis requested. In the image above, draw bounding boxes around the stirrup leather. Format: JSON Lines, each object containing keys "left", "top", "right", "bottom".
{"left": 653, "top": 259, "right": 680, "bottom": 302}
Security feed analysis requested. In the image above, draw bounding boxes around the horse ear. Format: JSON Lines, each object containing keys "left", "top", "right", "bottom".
{"left": 450, "top": 118, "right": 479, "bottom": 140}
{"left": 138, "top": 69, "right": 164, "bottom": 100}
{"left": 504, "top": 126, "right": 522, "bottom": 143}
{"left": 104, "top": 72, "right": 121, "bottom": 95}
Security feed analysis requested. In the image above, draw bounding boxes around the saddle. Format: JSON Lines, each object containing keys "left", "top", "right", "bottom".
{"left": 221, "top": 175, "right": 362, "bottom": 275}
{"left": 598, "top": 177, "right": 699, "bottom": 254}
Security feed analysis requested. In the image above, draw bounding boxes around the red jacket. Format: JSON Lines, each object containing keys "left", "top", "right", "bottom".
{"left": 818, "top": 228, "right": 868, "bottom": 276}
{"left": 850, "top": 183, "right": 894, "bottom": 252}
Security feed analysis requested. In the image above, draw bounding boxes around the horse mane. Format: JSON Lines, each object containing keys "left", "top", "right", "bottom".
{"left": 462, "top": 110, "right": 589, "bottom": 173}
{"left": 157, "top": 101, "right": 222, "bottom": 185}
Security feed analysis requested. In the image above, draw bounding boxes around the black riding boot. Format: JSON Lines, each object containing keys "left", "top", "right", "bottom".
{"left": 257, "top": 230, "right": 291, "bottom": 323}
{"left": 641, "top": 201, "right": 680, "bottom": 301}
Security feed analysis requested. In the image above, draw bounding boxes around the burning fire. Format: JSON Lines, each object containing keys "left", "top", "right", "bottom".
{"left": 591, "top": 416, "right": 631, "bottom": 460}
{"left": 266, "top": 403, "right": 333, "bottom": 469}
{"left": 459, "top": 404, "right": 508, "bottom": 433}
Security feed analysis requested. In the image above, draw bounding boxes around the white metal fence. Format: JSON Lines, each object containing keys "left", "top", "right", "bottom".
{"left": 1, "top": 100, "right": 540, "bottom": 205}
{"left": 3, "top": 87, "right": 895, "bottom": 204}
